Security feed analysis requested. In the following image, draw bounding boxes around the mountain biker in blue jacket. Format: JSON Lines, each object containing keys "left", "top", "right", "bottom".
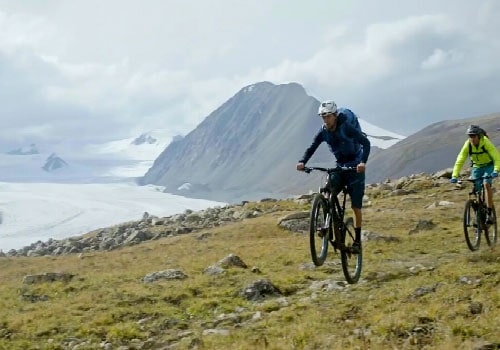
{"left": 296, "top": 100, "right": 371, "bottom": 253}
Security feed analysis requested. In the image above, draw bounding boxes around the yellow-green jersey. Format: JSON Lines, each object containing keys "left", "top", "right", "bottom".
{"left": 452, "top": 136, "right": 500, "bottom": 178}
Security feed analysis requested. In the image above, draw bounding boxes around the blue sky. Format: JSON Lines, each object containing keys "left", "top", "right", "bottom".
{"left": 0, "top": 0, "right": 499, "bottom": 149}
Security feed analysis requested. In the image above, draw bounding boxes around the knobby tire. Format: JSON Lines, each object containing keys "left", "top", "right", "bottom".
{"left": 309, "top": 194, "right": 329, "bottom": 266}
{"left": 485, "top": 206, "right": 497, "bottom": 247}
{"left": 340, "top": 217, "right": 362, "bottom": 284}
{"left": 463, "top": 199, "right": 481, "bottom": 251}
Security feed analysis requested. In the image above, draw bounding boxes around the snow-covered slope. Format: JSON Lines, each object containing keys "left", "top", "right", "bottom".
{"left": 0, "top": 181, "right": 224, "bottom": 251}
{"left": 359, "top": 117, "right": 406, "bottom": 149}
{"left": 85, "top": 130, "right": 174, "bottom": 161}
{"left": 83, "top": 130, "right": 177, "bottom": 178}
{"left": 0, "top": 130, "right": 177, "bottom": 182}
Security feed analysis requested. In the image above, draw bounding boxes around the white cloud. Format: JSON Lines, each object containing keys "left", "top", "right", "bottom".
{"left": 421, "top": 48, "right": 464, "bottom": 70}
{"left": 0, "top": 10, "right": 56, "bottom": 53}
{"left": 0, "top": 1, "right": 499, "bottom": 147}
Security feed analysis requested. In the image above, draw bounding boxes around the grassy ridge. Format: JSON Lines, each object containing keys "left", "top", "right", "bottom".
{"left": 0, "top": 179, "right": 499, "bottom": 349}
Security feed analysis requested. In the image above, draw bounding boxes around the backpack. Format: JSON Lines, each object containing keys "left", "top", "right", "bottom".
{"left": 321, "top": 108, "right": 365, "bottom": 157}
{"left": 468, "top": 128, "right": 491, "bottom": 166}
{"left": 468, "top": 127, "right": 489, "bottom": 157}
{"left": 337, "top": 107, "right": 365, "bottom": 136}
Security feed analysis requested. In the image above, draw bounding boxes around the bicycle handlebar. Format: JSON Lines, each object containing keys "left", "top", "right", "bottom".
{"left": 303, "top": 166, "right": 357, "bottom": 174}
{"left": 458, "top": 175, "right": 493, "bottom": 184}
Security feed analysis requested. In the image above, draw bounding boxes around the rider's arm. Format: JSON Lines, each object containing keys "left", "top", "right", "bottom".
{"left": 298, "top": 130, "right": 324, "bottom": 165}
{"left": 452, "top": 140, "right": 470, "bottom": 178}
{"left": 358, "top": 133, "right": 370, "bottom": 164}
{"left": 484, "top": 137, "right": 500, "bottom": 172}
{"left": 349, "top": 126, "right": 371, "bottom": 164}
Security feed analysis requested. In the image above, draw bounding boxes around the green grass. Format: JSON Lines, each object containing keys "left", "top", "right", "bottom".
{"left": 0, "top": 180, "right": 499, "bottom": 349}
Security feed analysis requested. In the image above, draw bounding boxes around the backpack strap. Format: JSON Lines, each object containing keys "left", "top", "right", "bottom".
{"left": 468, "top": 139, "right": 491, "bottom": 166}
{"left": 469, "top": 142, "right": 487, "bottom": 156}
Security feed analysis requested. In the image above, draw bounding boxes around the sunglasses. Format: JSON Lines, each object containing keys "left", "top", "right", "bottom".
{"left": 319, "top": 112, "right": 336, "bottom": 118}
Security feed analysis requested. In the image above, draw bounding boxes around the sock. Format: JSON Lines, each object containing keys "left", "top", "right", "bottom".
{"left": 355, "top": 227, "right": 361, "bottom": 242}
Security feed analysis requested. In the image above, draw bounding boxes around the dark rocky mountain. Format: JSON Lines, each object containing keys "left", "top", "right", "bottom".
{"left": 7, "top": 143, "right": 39, "bottom": 155}
{"left": 140, "top": 81, "right": 402, "bottom": 202}
{"left": 131, "top": 133, "right": 158, "bottom": 145}
{"left": 42, "top": 153, "right": 68, "bottom": 172}
{"left": 366, "top": 113, "right": 500, "bottom": 184}
{"left": 141, "top": 82, "right": 321, "bottom": 201}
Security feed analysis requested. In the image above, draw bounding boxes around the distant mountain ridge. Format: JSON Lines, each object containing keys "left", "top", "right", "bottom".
{"left": 6, "top": 143, "right": 39, "bottom": 155}
{"left": 366, "top": 113, "right": 500, "bottom": 183}
{"left": 0, "top": 130, "right": 175, "bottom": 183}
{"left": 141, "top": 81, "right": 405, "bottom": 202}
{"left": 132, "top": 133, "right": 158, "bottom": 145}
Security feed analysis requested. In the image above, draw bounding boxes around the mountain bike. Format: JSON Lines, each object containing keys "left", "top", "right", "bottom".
{"left": 461, "top": 175, "right": 497, "bottom": 251}
{"left": 304, "top": 166, "right": 362, "bottom": 284}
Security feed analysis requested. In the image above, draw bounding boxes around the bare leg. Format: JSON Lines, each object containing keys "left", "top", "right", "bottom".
{"left": 352, "top": 207, "right": 362, "bottom": 228}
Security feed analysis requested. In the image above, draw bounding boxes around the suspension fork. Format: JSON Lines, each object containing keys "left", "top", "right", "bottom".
{"left": 330, "top": 196, "right": 343, "bottom": 244}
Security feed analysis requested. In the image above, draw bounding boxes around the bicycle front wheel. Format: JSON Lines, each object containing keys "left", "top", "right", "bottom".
{"left": 340, "top": 217, "right": 362, "bottom": 284}
{"left": 309, "top": 194, "right": 330, "bottom": 266}
{"left": 463, "top": 200, "right": 481, "bottom": 251}
{"left": 485, "top": 206, "right": 497, "bottom": 247}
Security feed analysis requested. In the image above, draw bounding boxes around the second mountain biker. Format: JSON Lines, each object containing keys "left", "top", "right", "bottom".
{"left": 296, "top": 100, "right": 371, "bottom": 253}
{"left": 450, "top": 125, "right": 500, "bottom": 224}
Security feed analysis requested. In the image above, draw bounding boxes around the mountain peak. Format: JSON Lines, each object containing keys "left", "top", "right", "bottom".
{"left": 42, "top": 153, "right": 68, "bottom": 172}
{"left": 240, "top": 81, "right": 306, "bottom": 95}
{"left": 6, "top": 143, "right": 39, "bottom": 155}
{"left": 131, "top": 133, "right": 158, "bottom": 146}
{"left": 141, "top": 81, "right": 406, "bottom": 202}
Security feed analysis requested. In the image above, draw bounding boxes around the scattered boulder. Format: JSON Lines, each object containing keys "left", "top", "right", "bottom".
{"left": 240, "top": 279, "right": 282, "bottom": 301}
{"left": 408, "top": 284, "right": 440, "bottom": 300}
{"left": 142, "top": 269, "right": 187, "bottom": 283}
{"left": 469, "top": 302, "right": 483, "bottom": 315}
{"left": 217, "top": 254, "right": 248, "bottom": 269}
{"left": 22, "top": 272, "right": 75, "bottom": 284}
{"left": 277, "top": 211, "right": 309, "bottom": 233}
{"left": 409, "top": 220, "right": 436, "bottom": 234}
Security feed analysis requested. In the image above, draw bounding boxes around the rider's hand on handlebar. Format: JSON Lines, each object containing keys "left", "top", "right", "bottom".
{"left": 356, "top": 162, "right": 366, "bottom": 173}
{"left": 450, "top": 177, "right": 458, "bottom": 184}
{"left": 296, "top": 162, "right": 305, "bottom": 171}
{"left": 492, "top": 171, "right": 499, "bottom": 178}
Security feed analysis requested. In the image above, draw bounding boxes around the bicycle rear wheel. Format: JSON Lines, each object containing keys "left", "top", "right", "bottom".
{"left": 485, "top": 206, "right": 497, "bottom": 247}
{"left": 340, "top": 217, "right": 362, "bottom": 284}
{"left": 463, "top": 200, "right": 481, "bottom": 251}
{"left": 309, "top": 194, "right": 330, "bottom": 266}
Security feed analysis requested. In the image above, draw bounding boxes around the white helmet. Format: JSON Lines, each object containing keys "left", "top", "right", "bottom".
{"left": 318, "top": 100, "right": 337, "bottom": 116}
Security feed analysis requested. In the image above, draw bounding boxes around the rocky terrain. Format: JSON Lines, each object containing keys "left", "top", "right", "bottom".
{"left": 1, "top": 169, "right": 499, "bottom": 349}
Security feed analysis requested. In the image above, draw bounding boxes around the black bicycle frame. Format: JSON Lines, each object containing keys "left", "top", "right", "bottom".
{"left": 467, "top": 176, "right": 490, "bottom": 217}
{"left": 307, "top": 166, "right": 355, "bottom": 244}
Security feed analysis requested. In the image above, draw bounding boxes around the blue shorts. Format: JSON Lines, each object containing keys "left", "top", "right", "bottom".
{"left": 329, "top": 171, "right": 365, "bottom": 209}
{"left": 471, "top": 164, "right": 494, "bottom": 192}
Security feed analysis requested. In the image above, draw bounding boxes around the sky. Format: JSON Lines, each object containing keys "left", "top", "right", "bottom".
{"left": 1, "top": 0, "right": 499, "bottom": 151}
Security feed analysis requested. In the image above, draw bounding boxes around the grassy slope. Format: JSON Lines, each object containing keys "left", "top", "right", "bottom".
{"left": 0, "top": 180, "right": 499, "bottom": 349}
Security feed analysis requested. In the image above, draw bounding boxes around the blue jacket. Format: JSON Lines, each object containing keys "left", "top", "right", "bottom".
{"left": 299, "top": 113, "right": 371, "bottom": 167}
